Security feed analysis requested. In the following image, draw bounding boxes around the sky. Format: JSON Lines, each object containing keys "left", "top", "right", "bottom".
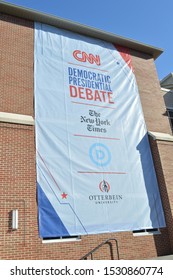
{"left": 2, "top": 0, "right": 173, "bottom": 81}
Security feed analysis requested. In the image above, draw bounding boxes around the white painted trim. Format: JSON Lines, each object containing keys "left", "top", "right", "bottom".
{"left": 42, "top": 236, "right": 81, "bottom": 244}
{"left": 160, "top": 87, "right": 173, "bottom": 92}
{"left": 148, "top": 131, "right": 173, "bottom": 142}
{"left": 0, "top": 112, "right": 34, "bottom": 126}
{"left": 133, "top": 229, "right": 160, "bottom": 237}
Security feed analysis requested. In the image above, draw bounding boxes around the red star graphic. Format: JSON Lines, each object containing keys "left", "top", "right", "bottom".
{"left": 61, "top": 192, "right": 68, "bottom": 199}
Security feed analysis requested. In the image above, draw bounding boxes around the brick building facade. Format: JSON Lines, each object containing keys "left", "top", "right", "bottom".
{"left": 0, "top": 2, "right": 173, "bottom": 259}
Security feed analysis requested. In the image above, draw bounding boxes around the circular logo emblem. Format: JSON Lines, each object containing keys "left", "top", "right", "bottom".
{"left": 89, "top": 143, "right": 111, "bottom": 167}
{"left": 99, "top": 180, "right": 110, "bottom": 193}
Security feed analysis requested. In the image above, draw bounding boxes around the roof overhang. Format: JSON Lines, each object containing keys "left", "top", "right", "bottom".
{"left": 0, "top": 1, "right": 163, "bottom": 60}
{"left": 160, "top": 73, "right": 173, "bottom": 90}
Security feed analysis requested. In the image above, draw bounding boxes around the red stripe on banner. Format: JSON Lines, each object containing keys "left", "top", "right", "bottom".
{"left": 71, "top": 101, "right": 116, "bottom": 109}
{"left": 115, "top": 44, "right": 134, "bottom": 72}
{"left": 37, "top": 150, "right": 62, "bottom": 192}
{"left": 74, "top": 134, "right": 120, "bottom": 140}
{"left": 78, "top": 171, "right": 127, "bottom": 174}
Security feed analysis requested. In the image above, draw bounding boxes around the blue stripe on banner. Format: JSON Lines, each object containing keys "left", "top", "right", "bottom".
{"left": 37, "top": 182, "right": 70, "bottom": 238}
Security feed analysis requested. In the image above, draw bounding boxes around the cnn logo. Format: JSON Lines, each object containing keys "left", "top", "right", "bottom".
{"left": 73, "top": 50, "right": 101, "bottom": 66}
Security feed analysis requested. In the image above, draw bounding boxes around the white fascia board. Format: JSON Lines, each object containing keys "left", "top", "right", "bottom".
{"left": 160, "top": 87, "right": 173, "bottom": 93}
{"left": 148, "top": 131, "right": 173, "bottom": 142}
{"left": 0, "top": 112, "right": 34, "bottom": 126}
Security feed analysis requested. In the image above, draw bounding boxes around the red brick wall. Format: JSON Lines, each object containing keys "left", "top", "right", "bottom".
{"left": 0, "top": 13, "right": 172, "bottom": 260}
{"left": 132, "top": 51, "right": 171, "bottom": 134}
{"left": 131, "top": 51, "right": 173, "bottom": 253}
{"left": 149, "top": 139, "right": 173, "bottom": 252}
{"left": 0, "top": 14, "right": 34, "bottom": 115}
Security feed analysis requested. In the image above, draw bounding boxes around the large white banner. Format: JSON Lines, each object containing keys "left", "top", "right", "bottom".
{"left": 34, "top": 22, "right": 165, "bottom": 237}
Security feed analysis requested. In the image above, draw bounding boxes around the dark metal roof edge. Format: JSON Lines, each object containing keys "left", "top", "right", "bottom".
{"left": 160, "top": 73, "right": 173, "bottom": 84}
{"left": 0, "top": 1, "right": 163, "bottom": 59}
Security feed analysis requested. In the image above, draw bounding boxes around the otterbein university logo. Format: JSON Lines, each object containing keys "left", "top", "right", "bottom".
{"left": 99, "top": 180, "right": 110, "bottom": 193}
{"left": 89, "top": 180, "right": 122, "bottom": 203}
